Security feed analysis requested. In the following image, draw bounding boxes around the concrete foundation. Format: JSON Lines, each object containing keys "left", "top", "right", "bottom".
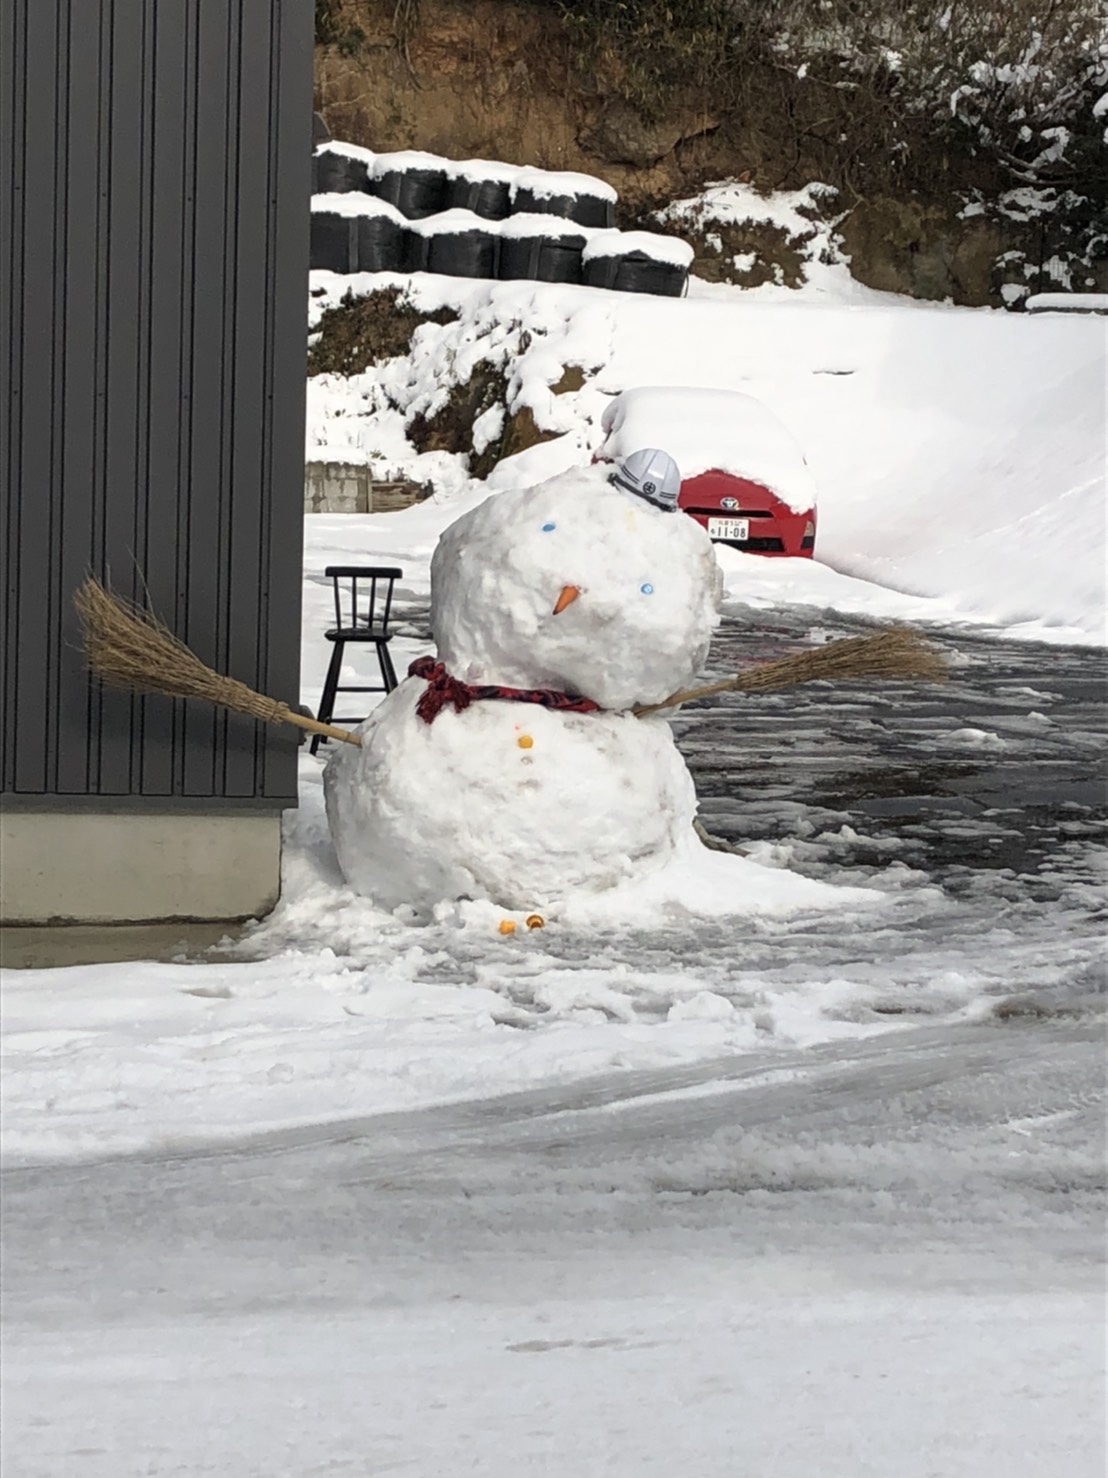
{"left": 0, "top": 811, "right": 283, "bottom": 926}
{"left": 0, "top": 921, "right": 247, "bottom": 970}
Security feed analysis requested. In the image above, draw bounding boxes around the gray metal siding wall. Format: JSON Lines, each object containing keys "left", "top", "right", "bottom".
{"left": 1, "top": 0, "right": 311, "bottom": 808}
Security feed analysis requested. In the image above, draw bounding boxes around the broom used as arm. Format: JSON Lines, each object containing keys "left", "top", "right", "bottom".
{"left": 73, "top": 576, "right": 363, "bottom": 747}
{"left": 634, "top": 626, "right": 947, "bottom": 717}
{"left": 75, "top": 576, "right": 946, "bottom": 738}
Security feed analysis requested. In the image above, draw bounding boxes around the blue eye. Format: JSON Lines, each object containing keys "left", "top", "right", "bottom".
{"left": 640, "top": 583, "right": 654, "bottom": 595}
{"left": 542, "top": 522, "right": 556, "bottom": 532}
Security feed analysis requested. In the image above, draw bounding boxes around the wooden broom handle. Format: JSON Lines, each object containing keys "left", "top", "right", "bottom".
{"left": 283, "top": 709, "right": 363, "bottom": 747}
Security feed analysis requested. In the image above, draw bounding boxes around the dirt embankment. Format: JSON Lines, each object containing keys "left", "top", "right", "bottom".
{"left": 314, "top": 0, "right": 1105, "bottom": 307}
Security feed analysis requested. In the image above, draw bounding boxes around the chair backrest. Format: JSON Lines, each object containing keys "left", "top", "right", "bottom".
{"left": 325, "top": 566, "right": 402, "bottom": 632}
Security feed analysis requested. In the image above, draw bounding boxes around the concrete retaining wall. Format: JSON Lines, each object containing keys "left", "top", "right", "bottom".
{"left": 304, "top": 463, "right": 430, "bottom": 514}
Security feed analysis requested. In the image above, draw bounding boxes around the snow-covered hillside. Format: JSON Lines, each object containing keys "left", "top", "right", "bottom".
{"left": 305, "top": 218, "right": 1105, "bottom": 645}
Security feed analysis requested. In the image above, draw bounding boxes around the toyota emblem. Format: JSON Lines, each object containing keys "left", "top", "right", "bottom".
{"left": 720, "top": 496, "right": 739, "bottom": 510}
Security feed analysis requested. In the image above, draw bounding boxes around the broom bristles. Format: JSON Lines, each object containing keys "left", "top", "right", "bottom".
{"left": 74, "top": 577, "right": 288, "bottom": 724}
{"left": 635, "top": 627, "right": 947, "bottom": 716}
{"left": 74, "top": 576, "right": 362, "bottom": 746}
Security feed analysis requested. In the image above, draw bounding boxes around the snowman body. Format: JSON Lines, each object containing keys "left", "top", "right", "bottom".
{"left": 324, "top": 465, "right": 722, "bottom": 911}
{"left": 325, "top": 681, "right": 695, "bottom": 910}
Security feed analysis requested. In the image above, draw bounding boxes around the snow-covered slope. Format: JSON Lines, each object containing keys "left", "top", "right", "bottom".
{"left": 306, "top": 252, "right": 1105, "bottom": 644}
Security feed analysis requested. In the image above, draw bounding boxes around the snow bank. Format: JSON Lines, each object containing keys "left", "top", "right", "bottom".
{"left": 368, "top": 149, "right": 449, "bottom": 177}
{"left": 406, "top": 208, "right": 500, "bottom": 238}
{"left": 498, "top": 213, "right": 593, "bottom": 240}
{"left": 658, "top": 180, "right": 853, "bottom": 299}
{"left": 305, "top": 245, "right": 1104, "bottom": 642}
{"left": 317, "top": 139, "right": 376, "bottom": 164}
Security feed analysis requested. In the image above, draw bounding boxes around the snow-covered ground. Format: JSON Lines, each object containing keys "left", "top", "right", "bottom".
{"left": 3, "top": 214, "right": 1105, "bottom": 1476}
{"left": 4, "top": 1021, "right": 1104, "bottom": 1477}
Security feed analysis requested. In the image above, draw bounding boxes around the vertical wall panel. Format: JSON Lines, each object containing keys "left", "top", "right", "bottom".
{"left": 0, "top": 0, "right": 19, "bottom": 792}
{"left": 6, "top": 1, "right": 59, "bottom": 794}
{"left": 100, "top": 0, "right": 148, "bottom": 794}
{"left": 55, "top": 0, "right": 100, "bottom": 793}
{"left": 262, "top": 0, "right": 313, "bottom": 800}
{"left": 1, "top": 0, "right": 311, "bottom": 809}
{"left": 226, "top": 0, "right": 272, "bottom": 797}
{"left": 139, "top": 0, "right": 191, "bottom": 796}
{"left": 182, "top": 0, "right": 232, "bottom": 797}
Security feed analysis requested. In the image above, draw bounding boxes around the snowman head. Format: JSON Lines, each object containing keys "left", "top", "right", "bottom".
{"left": 430, "top": 463, "right": 723, "bottom": 711}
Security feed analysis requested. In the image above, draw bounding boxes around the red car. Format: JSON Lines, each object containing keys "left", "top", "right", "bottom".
{"left": 598, "top": 387, "right": 817, "bottom": 557}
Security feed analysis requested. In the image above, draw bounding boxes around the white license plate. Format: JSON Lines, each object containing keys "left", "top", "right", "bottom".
{"left": 707, "top": 516, "right": 749, "bottom": 541}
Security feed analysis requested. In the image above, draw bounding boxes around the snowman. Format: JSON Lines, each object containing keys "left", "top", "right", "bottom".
{"left": 323, "top": 450, "right": 723, "bottom": 913}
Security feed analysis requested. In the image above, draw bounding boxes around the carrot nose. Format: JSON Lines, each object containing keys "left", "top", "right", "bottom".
{"left": 552, "top": 585, "right": 581, "bottom": 615}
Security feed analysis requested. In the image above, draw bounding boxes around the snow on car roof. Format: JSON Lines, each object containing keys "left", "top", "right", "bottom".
{"left": 599, "top": 387, "right": 817, "bottom": 512}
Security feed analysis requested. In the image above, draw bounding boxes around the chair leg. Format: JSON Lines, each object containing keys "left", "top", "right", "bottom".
{"left": 311, "top": 640, "right": 345, "bottom": 755}
{"left": 378, "top": 640, "right": 399, "bottom": 692}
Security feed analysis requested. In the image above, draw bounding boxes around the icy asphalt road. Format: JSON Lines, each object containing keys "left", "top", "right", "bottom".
{"left": 686, "top": 609, "right": 1107, "bottom": 887}
{"left": 2, "top": 612, "right": 1105, "bottom": 1477}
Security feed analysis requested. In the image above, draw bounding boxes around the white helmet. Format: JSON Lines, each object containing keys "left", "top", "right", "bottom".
{"left": 608, "top": 447, "right": 681, "bottom": 513}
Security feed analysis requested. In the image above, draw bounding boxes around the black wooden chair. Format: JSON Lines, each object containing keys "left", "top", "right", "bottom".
{"left": 311, "top": 566, "right": 403, "bottom": 753}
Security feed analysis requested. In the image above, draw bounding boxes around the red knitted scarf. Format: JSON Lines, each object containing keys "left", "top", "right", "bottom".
{"left": 408, "top": 656, "right": 602, "bottom": 725}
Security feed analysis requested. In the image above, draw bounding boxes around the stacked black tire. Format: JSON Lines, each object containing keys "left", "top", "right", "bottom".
{"left": 309, "top": 199, "right": 408, "bottom": 274}
{"left": 309, "top": 144, "right": 691, "bottom": 298}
